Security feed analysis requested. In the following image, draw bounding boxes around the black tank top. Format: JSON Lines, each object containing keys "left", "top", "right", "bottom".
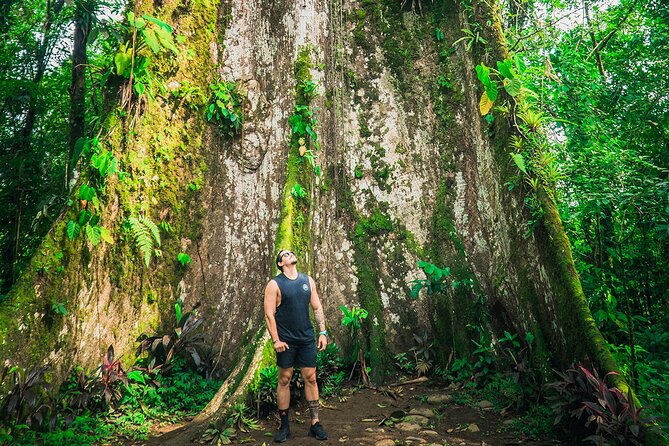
{"left": 274, "top": 272, "right": 314, "bottom": 344}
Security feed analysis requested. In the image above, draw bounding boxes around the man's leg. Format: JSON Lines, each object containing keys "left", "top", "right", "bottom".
{"left": 301, "top": 367, "right": 319, "bottom": 422}
{"left": 277, "top": 367, "right": 293, "bottom": 411}
{"left": 302, "top": 367, "right": 328, "bottom": 440}
{"left": 275, "top": 367, "right": 293, "bottom": 443}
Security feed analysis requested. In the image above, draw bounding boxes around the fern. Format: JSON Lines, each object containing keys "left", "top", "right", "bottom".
{"left": 127, "top": 216, "right": 161, "bottom": 267}
{"left": 140, "top": 215, "right": 161, "bottom": 247}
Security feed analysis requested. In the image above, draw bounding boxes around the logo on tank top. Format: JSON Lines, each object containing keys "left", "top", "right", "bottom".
{"left": 302, "top": 283, "right": 309, "bottom": 292}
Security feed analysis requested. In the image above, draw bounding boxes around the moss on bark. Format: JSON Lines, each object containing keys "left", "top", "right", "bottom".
{"left": 0, "top": 0, "right": 223, "bottom": 388}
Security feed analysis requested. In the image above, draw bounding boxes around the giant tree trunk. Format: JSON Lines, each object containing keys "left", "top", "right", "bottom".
{"left": 0, "top": 0, "right": 649, "bottom": 442}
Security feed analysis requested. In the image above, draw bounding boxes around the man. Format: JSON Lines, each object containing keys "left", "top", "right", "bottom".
{"left": 263, "top": 249, "right": 329, "bottom": 443}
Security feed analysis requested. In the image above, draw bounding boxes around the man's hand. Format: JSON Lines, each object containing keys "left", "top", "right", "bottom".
{"left": 318, "top": 334, "right": 327, "bottom": 351}
{"left": 274, "top": 340, "right": 289, "bottom": 352}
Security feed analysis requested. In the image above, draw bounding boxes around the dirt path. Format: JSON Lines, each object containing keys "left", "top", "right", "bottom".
{"left": 152, "top": 379, "right": 557, "bottom": 445}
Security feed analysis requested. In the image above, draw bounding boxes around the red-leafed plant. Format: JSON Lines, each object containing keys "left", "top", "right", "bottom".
{"left": 89, "top": 345, "right": 127, "bottom": 409}
{"left": 136, "top": 298, "right": 205, "bottom": 375}
{"left": 548, "top": 363, "right": 660, "bottom": 444}
{"left": 0, "top": 362, "right": 55, "bottom": 430}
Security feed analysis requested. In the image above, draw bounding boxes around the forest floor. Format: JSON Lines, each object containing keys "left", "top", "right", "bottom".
{"left": 150, "top": 378, "right": 559, "bottom": 446}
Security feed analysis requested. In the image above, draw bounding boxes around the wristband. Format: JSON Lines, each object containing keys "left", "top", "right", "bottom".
{"left": 318, "top": 330, "right": 328, "bottom": 338}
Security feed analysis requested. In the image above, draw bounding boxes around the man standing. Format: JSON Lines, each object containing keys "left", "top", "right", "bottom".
{"left": 263, "top": 249, "right": 329, "bottom": 443}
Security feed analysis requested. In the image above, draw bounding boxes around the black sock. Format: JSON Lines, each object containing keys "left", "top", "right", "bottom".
{"left": 279, "top": 408, "right": 289, "bottom": 428}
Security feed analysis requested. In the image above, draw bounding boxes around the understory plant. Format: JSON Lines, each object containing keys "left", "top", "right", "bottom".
{"left": 250, "top": 365, "right": 278, "bottom": 417}
{"left": 547, "top": 364, "right": 659, "bottom": 444}
{"left": 316, "top": 343, "right": 345, "bottom": 397}
{"left": 135, "top": 297, "right": 205, "bottom": 375}
{"left": 0, "top": 363, "right": 54, "bottom": 431}
{"left": 340, "top": 305, "right": 370, "bottom": 386}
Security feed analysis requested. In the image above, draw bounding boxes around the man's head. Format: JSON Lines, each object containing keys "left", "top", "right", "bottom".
{"left": 276, "top": 249, "right": 297, "bottom": 272}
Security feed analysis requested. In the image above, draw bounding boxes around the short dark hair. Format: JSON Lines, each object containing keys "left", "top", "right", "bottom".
{"left": 276, "top": 249, "right": 289, "bottom": 271}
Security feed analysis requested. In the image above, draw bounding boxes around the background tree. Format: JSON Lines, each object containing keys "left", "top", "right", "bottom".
{"left": 502, "top": 0, "right": 669, "bottom": 418}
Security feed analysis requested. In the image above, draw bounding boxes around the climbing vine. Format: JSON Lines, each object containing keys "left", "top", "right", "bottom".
{"left": 206, "top": 81, "right": 244, "bottom": 137}
{"left": 475, "top": 56, "right": 563, "bottom": 235}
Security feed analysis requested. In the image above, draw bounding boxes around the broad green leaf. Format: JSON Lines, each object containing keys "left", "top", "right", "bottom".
{"left": 510, "top": 153, "right": 527, "bottom": 174}
{"left": 67, "top": 221, "right": 81, "bottom": 240}
{"left": 485, "top": 81, "right": 498, "bottom": 102}
{"left": 504, "top": 77, "right": 522, "bottom": 97}
{"left": 100, "top": 227, "right": 114, "bottom": 244}
{"left": 410, "top": 282, "right": 424, "bottom": 299}
{"left": 497, "top": 59, "right": 515, "bottom": 79}
{"left": 175, "top": 298, "right": 183, "bottom": 324}
{"left": 142, "top": 28, "right": 161, "bottom": 53}
{"left": 134, "top": 82, "right": 146, "bottom": 96}
{"left": 475, "top": 64, "right": 492, "bottom": 89}
{"left": 72, "top": 137, "right": 87, "bottom": 163}
{"left": 86, "top": 225, "right": 102, "bottom": 246}
{"left": 144, "top": 14, "right": 173, "bottom": 32}
{"left": 417, "top": 260, "right": 431, "bottom": 270}
{"left": 78, "top": 209, "right": 92, "bottom": 226}
{"left": 134, "top": 16, "right": 146, "bottom": 29}
{"left": 114, "top": 49, "right": 132, "bottom": 77}
{"left": 513, "top": 54, "right": 526, "bottom": 73}
{"left": 87, "top": 27, "right": 99, "bottom": 46}
{"left": 127, "top": 370, "right": 146, "bottom": 384}
{"left": 78, "top": 184, "right": 96, "bottom": 201}
{"left": 155, "top": 25, "right": 179, "bottom": 54}
{"left": 177, "top": 252, "right": 192, "bottom": 266}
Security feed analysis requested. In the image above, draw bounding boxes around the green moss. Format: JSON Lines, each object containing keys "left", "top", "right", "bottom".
{"left": 224, "top": 327, "right": 266, "bottom": 401}
{"left": 358, "top": 111, "right": 372, "bottom": 138}
{"left": 356, "top": 0, "right": 428, "bottom": 88}
{"left": 369, "top": 144, "right": 393, "bottom": 192}
{"left": 0, "top": 0, "right": 224, "bottom": 386}
{"left": 334, "top": 182, "right": 395, "bottom": 382}
{"left": 424, "top": 179, "right": 483, "bottom": 363}
{"left": 246, "top": 338, "right": 277, "bottom": 395}
{"left": 274, "top": 46, "right": 320, "bottom": 266}
{"left": 351, "top": 229, "right": 390, "bottom": 383}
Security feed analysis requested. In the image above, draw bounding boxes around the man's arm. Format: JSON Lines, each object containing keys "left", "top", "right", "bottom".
{"left": 264, "top": 280, "right": 288, "bottom": 352}
{"left": 309, "top": 277, "right": 328, "bottom": 351}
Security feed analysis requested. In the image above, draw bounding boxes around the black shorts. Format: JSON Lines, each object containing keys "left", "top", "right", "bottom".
{"left": 276, "top": 342, "right": 317, "bottom": 369}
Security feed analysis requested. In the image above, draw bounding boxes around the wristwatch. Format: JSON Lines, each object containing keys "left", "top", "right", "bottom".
{"left": 318, "top": 330, "right": 328, "bottom": 338}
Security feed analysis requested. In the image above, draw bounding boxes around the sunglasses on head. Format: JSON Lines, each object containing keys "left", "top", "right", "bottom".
{"left": 280, "top": 251, "right": 295, "bottom": 258}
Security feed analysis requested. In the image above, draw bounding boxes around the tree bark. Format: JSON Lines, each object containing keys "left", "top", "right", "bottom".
{"left": 67, "top": 0, "right": 94, "bottom": 191}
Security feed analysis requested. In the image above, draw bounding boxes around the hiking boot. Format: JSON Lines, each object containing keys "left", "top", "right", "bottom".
{"left": 308, "top": 422, "right": 328, "bottom": 440}
{"left": 274, "top": 425, "right": 290, "bottom": 443}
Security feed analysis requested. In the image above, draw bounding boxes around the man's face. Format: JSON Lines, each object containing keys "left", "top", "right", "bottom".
{"left": 278, "top": 250, "right": 297, "bottom": 269}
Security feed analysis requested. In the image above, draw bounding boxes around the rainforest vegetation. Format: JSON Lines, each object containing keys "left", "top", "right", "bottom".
{"left": 0, "top": 0, "right": 667, "bottom": 444}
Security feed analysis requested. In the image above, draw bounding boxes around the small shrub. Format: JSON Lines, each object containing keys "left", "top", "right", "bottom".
{"left": 225, "top": 402, "right": 260, "bottom": 433}
{"left": 251, "top": 365, "right": 278, "bottom": 417}
{"left": 0, "top": 363, "right": 54, "bottom": 431}
{"left": 317, "top": 343, "right": 345, "bottom": 397}
{"left": 547, "top": 364, "right": 658, "bottom": 444}
{"left": 135, "top": 297, "right": 205, "bottom": 374}
{"left": 202, "top": 420, "right": 236, "bottom": 445}
{"left": 394, "top": 352, "right": 415, "bottom": 376}
{"left": 410, "top": 333, "right": 435, "bottom": 376}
